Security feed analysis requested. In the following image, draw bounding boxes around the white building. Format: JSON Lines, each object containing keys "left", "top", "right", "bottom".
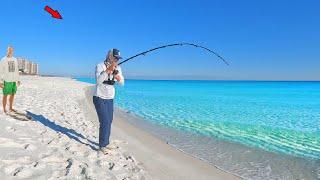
{"left": 17, "top": 57, "right": 39, "bottom": 75}
{"left": 31, "top": 62, "right": 39, "bottom": 75}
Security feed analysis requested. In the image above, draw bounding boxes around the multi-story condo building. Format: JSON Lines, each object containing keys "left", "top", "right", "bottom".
{"left": 17, "top": 57, "right": 39, "bottom": 75}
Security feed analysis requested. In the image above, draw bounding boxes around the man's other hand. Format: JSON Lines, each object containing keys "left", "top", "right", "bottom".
{"left": 114, "top": 74, "right": 122, "bottom": 82}
{"left": 0, "top": 83, "right": 3, "bottom": 89}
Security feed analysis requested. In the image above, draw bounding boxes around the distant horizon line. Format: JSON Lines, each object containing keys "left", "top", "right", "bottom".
{"left": 38, "top": 74, "right": 320, "bottom": 82}
{"left": 74, "top": 77, "right": 319, "bottom": 82}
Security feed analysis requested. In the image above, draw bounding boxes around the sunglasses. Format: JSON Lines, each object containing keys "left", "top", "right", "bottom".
{"left": 113, "top": 56, "right": 121, "bottom": 62}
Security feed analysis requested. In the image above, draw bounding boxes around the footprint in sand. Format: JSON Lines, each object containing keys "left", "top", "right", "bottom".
{"left": 3, "top": 157, "right": 35, "bottom": 178}
{"left": 65, "top": 158, "right": 73, "bottom": 176}
{"left": 13, "top": 167, "right": 24, "bottom": 176}
{"left": 5, "top": 126, "right": 16, "bottom": 132}
{"left": 32, "top": 161, "right": 39, "bottom": 168}
{"left": 23, "top": 143, "right": 37, "bottom": 151}
{"left": 123, "top": 153, "right": 136, "bottom": 163}
{"left": 65, "top": 159, "right": 92, "bottom": 178}
{"left": 79, "top": 163, "right": 90, "bottom": 179}
{"left": 13, "top": 167, "right": 34, "bottom": 178}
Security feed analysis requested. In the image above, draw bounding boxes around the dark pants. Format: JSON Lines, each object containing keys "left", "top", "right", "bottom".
{"left": 93, "top": 96, "right": 114, "bottom": 148}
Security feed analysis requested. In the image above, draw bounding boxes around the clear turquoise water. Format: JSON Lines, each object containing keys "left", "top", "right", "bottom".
{"left": 77, "top": 78, "right": 320, "bottom": 160}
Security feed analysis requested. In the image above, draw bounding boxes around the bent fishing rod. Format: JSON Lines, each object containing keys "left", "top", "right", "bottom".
{"left": 117, "top": 43, "right": 230, "bottom": 66}
{"left": 105, "top": 43, "right": 229, "bottom": 85}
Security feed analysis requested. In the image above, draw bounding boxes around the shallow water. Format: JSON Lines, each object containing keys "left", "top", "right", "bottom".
{"left": 78, "top": 78, "right": 320, "bottom": 179}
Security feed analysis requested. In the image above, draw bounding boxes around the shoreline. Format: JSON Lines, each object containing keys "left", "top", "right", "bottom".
{"left": 79, "top": 77, "right": 320, "bottom": 180}
{"left": 111, "top": 108, "right": 238, "bottom": 180}
{"left": 82, "top": 81, "right": 239, "bottom": 179}
{"left": 111, "top": 107, "right": 320, "bottom": 180}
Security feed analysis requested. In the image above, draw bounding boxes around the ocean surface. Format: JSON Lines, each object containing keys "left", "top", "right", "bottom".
{"left": 77, "top": 78, "right": 320, "bottom": 179}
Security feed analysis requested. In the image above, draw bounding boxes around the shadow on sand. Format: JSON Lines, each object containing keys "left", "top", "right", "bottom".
{"left": 27, "top": 111, "right": 99, "bottom": 151}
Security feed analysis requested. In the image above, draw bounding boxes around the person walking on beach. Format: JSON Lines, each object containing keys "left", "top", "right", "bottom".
{"left": 0, "top": 46, "right": 20, "bottom": 114}
{"left": 93, "top": 49, "right": 124, "bottom": 154}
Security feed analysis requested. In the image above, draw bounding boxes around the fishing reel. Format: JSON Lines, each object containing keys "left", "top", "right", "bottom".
{"left": 103, "top": 79, "right": 115, "bottom": 85}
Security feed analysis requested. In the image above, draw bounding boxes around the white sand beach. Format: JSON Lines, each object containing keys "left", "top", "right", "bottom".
{"left": 0, "top": 76, "right": 238, "bottom": 180}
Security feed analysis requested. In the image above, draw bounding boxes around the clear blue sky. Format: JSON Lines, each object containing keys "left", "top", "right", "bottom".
{"left": 0, "top": 0, "right": 319, "bottom": 80}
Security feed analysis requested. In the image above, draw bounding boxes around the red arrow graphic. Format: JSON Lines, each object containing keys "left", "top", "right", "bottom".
{"left": 44, "top": 6, "right": 62, "bottom": 19}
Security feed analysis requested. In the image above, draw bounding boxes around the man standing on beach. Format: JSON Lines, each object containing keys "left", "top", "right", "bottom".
{"left": 93, "top": 49, "right": 124, "bottom": 154}
{"left": 0, "top": 46, "right": 20, "bottom": 114}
